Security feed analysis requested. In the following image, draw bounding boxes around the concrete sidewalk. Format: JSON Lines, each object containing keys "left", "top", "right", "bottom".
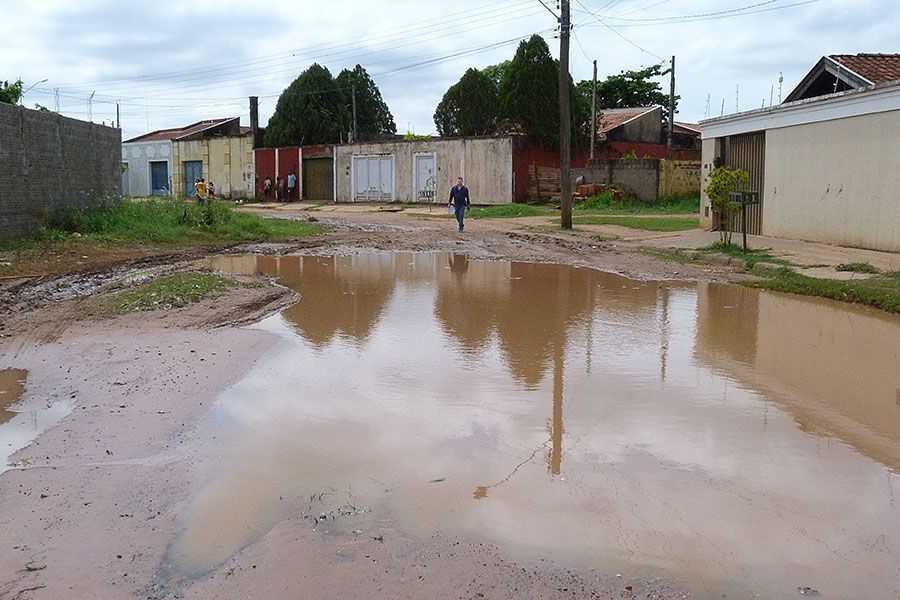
{"left": 631, "top": 228, "right": 900, "bottom": 276}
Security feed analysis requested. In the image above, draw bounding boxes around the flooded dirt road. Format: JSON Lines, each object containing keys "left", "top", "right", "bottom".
{"left": 169, "top": 252, "right": 899, "bottom": 599}
{"left": 1, "top": 235, "right": 898, "bottom": 600}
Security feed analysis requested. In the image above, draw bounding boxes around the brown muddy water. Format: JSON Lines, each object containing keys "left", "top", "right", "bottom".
{"left": 181, "top": 252, "right": 899, "bottom": 598}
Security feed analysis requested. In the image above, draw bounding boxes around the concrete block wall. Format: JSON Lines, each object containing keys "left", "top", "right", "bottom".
{"left": 0, "top": 102, "right": 121, "bottom": 240}
{"left": 574, "top": 159, "right": 661, "bottom": 201}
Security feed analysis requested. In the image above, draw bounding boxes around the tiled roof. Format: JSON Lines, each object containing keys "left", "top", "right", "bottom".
{"left": 124, "top": 118, "right": 237, "bottom": 143}
{"left": 674, "top": 121, "right": 701, "bottom": 133}
{"left": 830, "top": 53, "right": 900, "bottom": 84}
{"left": 596, "top": 107, "right": 658, "bottom": 133}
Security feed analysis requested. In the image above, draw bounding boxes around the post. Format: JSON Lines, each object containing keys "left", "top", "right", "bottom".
{"left": 116, "top": 102, "right": 120, "bottom": 129}
{"left": 559, "top": 0, "right": 572, "bottom": 230}
{"left": 667, "top": 55, "right": 675, "bottom": 159}
{"left": 590, "top": 59, "right": 597, "bottom": 162}
{"left": 351, "top": 85, "right": 358, "bottom": 142}
{"left": 742, "top": 201, "right": 748, "bottom": 252}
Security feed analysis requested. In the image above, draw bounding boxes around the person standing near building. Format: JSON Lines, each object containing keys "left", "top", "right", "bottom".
{"left": 263, "top": 176, "right": 272, "bottom": 201}
{"left": 196, "top": 178, "right": 208, "bottom": 204}
{"left": 287, "top": 171, "right": 297, "bottom": 201}
{"left": 448, "top": 176, "right": 470, "bottom": 232}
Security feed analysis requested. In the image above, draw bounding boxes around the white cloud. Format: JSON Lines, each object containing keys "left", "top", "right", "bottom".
{"left": 1, "top": 0, "right": 897, "bottom": 136}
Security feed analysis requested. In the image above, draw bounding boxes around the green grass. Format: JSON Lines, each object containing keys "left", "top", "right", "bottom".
{"left": 468, "top": 204, "right": 553, "bottom": 219}
{"left": 568, "top": 215, "right": 699, "bottom": 231}
{"left": 697, "top": 241, "right": 793, "bottom": 269}
{"left": 747, "top": 267, "right": 900, "bottom": 313}
{"left": 0, "top": 197, "right": 322, "bottom": 251}
{"left": 836, "top": 262, "right": 879, "bottom": 274}
{"left": 109, "top": 272, "right": 236, "bottom": 313}
{"left": 575, "top": 191, "right": 699, "bottom": 215}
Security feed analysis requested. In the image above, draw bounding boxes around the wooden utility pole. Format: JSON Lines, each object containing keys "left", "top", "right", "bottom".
{"left": 559, "top": 0, "right": 572, "bottom": 229}
{"left": 590, "top": 59, "right": 597, "bottom": 162}
{"left": 666, "top": 55, "right": 675, "bottom": 159}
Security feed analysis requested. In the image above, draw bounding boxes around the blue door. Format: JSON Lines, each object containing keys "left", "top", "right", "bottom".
{"left": 150, "top": 161, "right": 169, "bottom": 196}
{"left": 183, "top": 161, "right": 203, "bottom": 197}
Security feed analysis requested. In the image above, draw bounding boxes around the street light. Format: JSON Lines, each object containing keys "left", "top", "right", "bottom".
{"left": 20, "top": 78, "right": 48, "bottom": 105}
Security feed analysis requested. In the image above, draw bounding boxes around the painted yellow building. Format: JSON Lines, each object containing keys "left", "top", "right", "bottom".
{"left": 171, "top": 118, "right": 254, "bottom": 199}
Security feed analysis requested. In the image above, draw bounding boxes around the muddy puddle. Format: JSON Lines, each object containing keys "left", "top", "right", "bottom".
{"left": 0, "top": 368, "right": 73, "bottom": 473}
{"left": 178, "top": 252, "right": 899, "bottom": 598}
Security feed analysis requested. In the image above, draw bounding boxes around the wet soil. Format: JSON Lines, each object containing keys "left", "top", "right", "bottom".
{"left": 0, "top": 213, "right": 897, "bottom": 599}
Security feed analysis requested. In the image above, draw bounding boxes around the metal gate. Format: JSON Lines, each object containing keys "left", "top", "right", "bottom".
{"left": 413, "top": 153, "right": 436, "bottom": 202}
{"left": 149, "top": 161, "right": 169, "bottom": 196}
{"left": 303, "top": 157, "right": 333, "bottom": 200}
{"left": 352, "top": 155, "right": 394, "bottom": 201}
{"left": 183, "top": 160, "right": 203, "bottom": 197}
{"left": 720, "top": 131, "right": 765, "bottom": 234}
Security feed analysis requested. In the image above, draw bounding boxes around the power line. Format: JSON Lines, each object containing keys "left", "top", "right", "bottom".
{"left": 595, "top": 0, "right": 822, "bottom": 25}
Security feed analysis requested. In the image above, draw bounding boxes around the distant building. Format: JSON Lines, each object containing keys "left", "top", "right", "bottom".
{"left": 122, "top": 118, "right": 254, "bottom": 198}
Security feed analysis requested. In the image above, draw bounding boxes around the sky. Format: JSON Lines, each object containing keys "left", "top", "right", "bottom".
{"left": 2, "top": 0, "right": 897, "bottom": 141}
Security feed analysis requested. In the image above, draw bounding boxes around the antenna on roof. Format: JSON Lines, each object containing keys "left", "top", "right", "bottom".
{"left": 778, "top": 72, "right": 783, "bottom": 103}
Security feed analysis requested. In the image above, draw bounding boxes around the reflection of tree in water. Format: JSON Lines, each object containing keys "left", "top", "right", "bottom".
{"left": 253, "top": 255, "right": 396, "bottom": 348}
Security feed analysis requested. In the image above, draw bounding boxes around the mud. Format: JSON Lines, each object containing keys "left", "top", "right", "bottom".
{"left": 0, "top": 213, "right": 897, "bottom": 600}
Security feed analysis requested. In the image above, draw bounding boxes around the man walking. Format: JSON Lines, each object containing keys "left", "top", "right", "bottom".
{"left": 287, "top": 171, "right": 297, "bottom": 201}
{"left": 448, "top": 176, "right": 470, "bottom": 232}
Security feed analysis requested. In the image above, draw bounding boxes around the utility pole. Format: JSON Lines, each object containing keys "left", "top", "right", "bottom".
{"left": 735, "top": 84, "right": 739, "bottom": 112}
{"left": 54, "top": 88, "right": 59, "bottom": 112}
{"left": 88, "top": 90, "right": 95, "bottom": 122}
{"left": 116, "top": 102, "right": 120, "bottom": 129}
{"left": 778, "top": 72, "right": 784, "bottom": 103}
{"left": 704, "top": 93, "right": 710, "bottom": 119}
{"left": 720, "top": 99, "right": 725, "bottom": 117}
{"left": 590, "top": 59, "right": 597, "bottom": 162}
{"left": 351, "top": 85, "right": 358, "bottom": 142}
{"left": 559, "top": 0, "right": 572, "bottom": 230}
{"left": 666, "top": 55, "right": 675, "bottom": 159}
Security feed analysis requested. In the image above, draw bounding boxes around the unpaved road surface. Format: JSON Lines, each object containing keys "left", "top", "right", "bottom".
{"left": 2, "top": 211, "right": 874, "bottom": 599}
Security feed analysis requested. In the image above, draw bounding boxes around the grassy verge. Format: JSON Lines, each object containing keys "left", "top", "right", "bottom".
{"left": 108, "top": 272, "right": 236, "bottom": 313}
{"left": 836, "top": 262, "right": 879, "bottom": 274}
{"left": 568, "top": 215, "right": 699, "bottom": 231}
{"left": 0, "top": 197, "right": 321, "bottom": 252}
{"left": 468, "top": 204, "right": 553, "bottom": 219}
{"left": 575, "top": 192, "right": 699, "bottom": 215}
{"left": 697, "top": 241, "right": 793, "bottom": 268}
{"left": 747, "top": 267, "right": 900, "bottom": 313}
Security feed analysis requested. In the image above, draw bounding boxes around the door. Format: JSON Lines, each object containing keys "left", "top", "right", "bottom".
{"left": 352, "top": 155, "right": 394, "bottom": 201}
{"left": 149, "top": 161, "right": 169, "bottom": 196}
{"left": 303, "top": 157, "right": 334, "bottom": 200}
{"left": 413, "top": 153, "right": 436, "bottom": 203}
{"left": 183, "top": 160, "right": 203, "bottom": 197}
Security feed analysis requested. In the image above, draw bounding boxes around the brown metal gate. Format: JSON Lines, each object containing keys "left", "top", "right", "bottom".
{"left": 722, "top": 131, "right": 765, "bottom": 234}
{"left": 303, "top": 157, "right": 334, "bottom": 200}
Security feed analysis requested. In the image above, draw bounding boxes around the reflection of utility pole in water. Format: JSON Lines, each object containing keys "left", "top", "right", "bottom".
{"left": 548, "top": 264, "right": 569, "bottom": 475}
{"left": 658, "top": 286, "right": 670, "bottom": 384}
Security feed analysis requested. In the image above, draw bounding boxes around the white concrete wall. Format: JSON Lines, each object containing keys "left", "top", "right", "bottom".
{"left": 335, "top": 137, "right": 513, "bottom": 204}
{"left": 763, "top": 109, "right": 900, "bottom": 251}
{"left": 121, "top": 140, "right": 172, "bottom": 196}
{"left": 173, "top": 136, "right": 254, "bottom": 198}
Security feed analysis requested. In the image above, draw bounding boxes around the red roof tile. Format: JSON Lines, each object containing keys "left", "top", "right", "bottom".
{"left": 830, "top": 53, "right": 900, "bottom": 84}
{"left": 124, "top": 118, "right": 238, "bottom": 143}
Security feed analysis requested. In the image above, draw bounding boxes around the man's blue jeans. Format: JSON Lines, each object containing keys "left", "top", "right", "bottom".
{"left": 454, "top": 204, "right": 466, "bottom": 231}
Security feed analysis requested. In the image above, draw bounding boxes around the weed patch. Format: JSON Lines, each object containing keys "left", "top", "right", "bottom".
{"left": 575, "top": 191, "right": 699, "bottom": 215}
{"left": 836, "top": 262, "right": 879, "bottom": 274}
{"left": 109, "top": 272, "right": 235, "bottom": 313}
{"left": 747, "top": 268, "right": 900, "bottom": 313}
{"left": 469, "top": 204, "right": 553, "bottom": 219}
{"left": 697, "top": 241, "right": 792, "bottom": 269}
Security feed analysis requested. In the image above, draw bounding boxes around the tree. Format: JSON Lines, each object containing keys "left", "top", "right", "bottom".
{"left": 264, "top": 64, "right": 349, "bottom": 147}
{"left": 704, "top": 165, "right": 749, "bottom": 245}
{"left": 433, "top": 68, "right": 498, "bottom": 137}
{"left": 0, "top": 79, "right": 23, "bottom": 104}
{"left": 577, "top": 64, "right": 679, "bottom": 121}
{"left": 498, "top": 35, "right": 560, "bottom": 145}
{"left": 335, "top": 65, "right": 396, "bottom": 141}
{"left": 482, "top": 61, "right": 510, "bottom": 87}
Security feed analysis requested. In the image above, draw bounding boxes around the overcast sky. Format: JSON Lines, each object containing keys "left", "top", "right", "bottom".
{"left": 2, "top": 0, "right": 897, "bottom": 140}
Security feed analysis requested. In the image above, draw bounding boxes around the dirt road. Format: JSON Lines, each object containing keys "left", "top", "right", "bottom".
{"left": 0, "top": 210, "right": 855, "bottom": 599}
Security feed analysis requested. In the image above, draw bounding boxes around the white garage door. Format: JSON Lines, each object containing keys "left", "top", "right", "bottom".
{"left": 352, "top": 155, "right": 394, "bottom": 201}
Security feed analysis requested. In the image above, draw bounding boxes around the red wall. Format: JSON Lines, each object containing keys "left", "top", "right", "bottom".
{"left": 253, "top": 147, "right": 301, "bottom": 198}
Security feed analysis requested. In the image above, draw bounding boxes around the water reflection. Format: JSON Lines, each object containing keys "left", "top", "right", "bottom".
{"left": 190, "top": 253, "right": 899, "bottom": 598}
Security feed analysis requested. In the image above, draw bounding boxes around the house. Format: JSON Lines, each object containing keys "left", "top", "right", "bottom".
{"left": 253, "top": 145, "right": 335, "bottom": 201}
{"left": 122, "top": 118, "right": 254, "bottom": 198}
{"left": 699, "top": 55, "right": 900, "bottom": 252}
{"left": 784, "top": 53, "right": 900, "bottom": 102}
{"left": 597, "top": 106, "right": 662, "bottom": 143}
